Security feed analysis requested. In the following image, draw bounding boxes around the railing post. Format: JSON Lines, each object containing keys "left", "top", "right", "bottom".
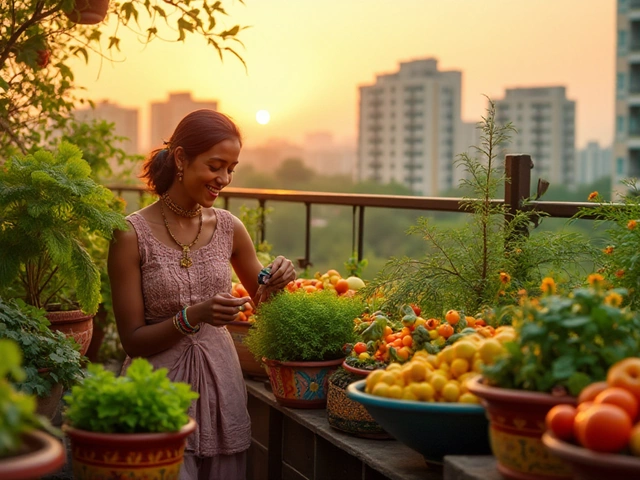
{"left": 258, "top": 199, "right": 266, "bottom": 245}
{"left": 358, "top": 206, "right": 365, "bottom": 263}
{"left": 297, "top": 203, "right": 313, "bottom": 270}
{"left": 504, "top": 154, "right": 533, "bottom": 238}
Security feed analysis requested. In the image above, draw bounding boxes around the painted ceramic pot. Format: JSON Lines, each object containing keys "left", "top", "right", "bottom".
{"left": 226, "top": 321, "right": 268, "bottom": 379}
{"left": 468, "top": 376, "right": 577, "bottom": 480}
{"left": 326, "top": 362, "right": 390, "bottom": 439}
{"left": 0, "top": 430, "right": 66, "bottom": 480}
{"left": 46, "top": 310, "right": 93, "bottom": 357}
{"left": 262, "top": 357, "right": 343, "bottom": 408}
{"left": 64, "top": 418, "right": 196, "bottom": 480}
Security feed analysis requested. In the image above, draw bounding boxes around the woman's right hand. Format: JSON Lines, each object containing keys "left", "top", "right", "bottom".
{"left": 191, "top": 292, "right": 253, "bottom": 326}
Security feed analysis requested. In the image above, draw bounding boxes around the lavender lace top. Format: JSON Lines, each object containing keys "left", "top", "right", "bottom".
{"left": 123, "top": 209, "right": 251, "bottom": 457}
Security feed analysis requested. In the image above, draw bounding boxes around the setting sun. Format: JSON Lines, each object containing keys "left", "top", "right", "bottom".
{"left": 255, "top": 110, "right": 270, "bottom": 125}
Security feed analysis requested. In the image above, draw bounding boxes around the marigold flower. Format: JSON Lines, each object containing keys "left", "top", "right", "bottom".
{"left": 605, "top": 292, "right": 623, "bottom": 307}
{"left": 499, "top": 272, "right": 511, "bottom": 284}
{"left": 587, "top": 273, "right": 605, "bottom": 286}
{"left": 588, "top": 191, "right": 598, "bottom": 201}
{"left": 603, "top": 245, "right": 614, "bottom": 255}
{"left": 628, "top": 219, "right": 637, "bottom": 230}
{"left": 540, "top": 277, "right": 556, "bottom": 295}
{"left": 616, "top": 269, "right": 625, "bottom": 278}
{"left": 517, "top": 289, "right": 527, "bottom": 296}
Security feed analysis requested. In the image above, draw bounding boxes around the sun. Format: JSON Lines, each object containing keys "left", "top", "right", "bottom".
{"left": 255, "top": 110, "right": 271, "bottom": 125}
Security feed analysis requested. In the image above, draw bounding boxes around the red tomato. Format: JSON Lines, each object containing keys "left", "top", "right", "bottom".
{"left": 594, "top": 387, "right": 639, "bottom": 422}
{"left": 574, "top": 403, "right": 632, "bottom": 453}
{"left": 353, "top": 342, "right": 368, "bottom": 355}
{"left": 545, "top": 404, "right": 576, "bottom": 441}
{"left": 608, "top": 358, "right": 640, "bottom": 402}
{"left": 577, "top": 381, "right": 609, "bottom": 404}
{"left": 410, "top": 304, "right": 421, "bottom": 316}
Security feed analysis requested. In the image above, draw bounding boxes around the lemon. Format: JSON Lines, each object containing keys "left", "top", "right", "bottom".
{"left": 386, "top": 362, "right": 402, "bottom": 372}
{"left": 410, "top": 361, "right": 429, "bottom": 382}
{"left": 358, "top": 352, "right": 371, "bottom": 361}
{"left": 411, "top": 382, "right": 435, "bottom": 401}
{"left": 426, "top": 354, "right": 439, "bottom": 368}
{"left": 459, "top": 392, "right": 481, "bottom": 404}
{"left": 387, "top": 385, "right": 403, "bottom": 399}
{"left": 453, "top": 341, "right": 477, "bottom": 360}
{"left": 379, "top": 371, "right": 401, "bottom": 386}
{"left": 440, "top": 345, "right": 456, "bottom": 364}
{"left": 429, "top": 373, "right": 448, "bottom": 393}
{"left": 441, "top": 381, "right": 461, "bottom": 402}
{"left": 428, "top": 330, "right": 440, "bottom": 340}
{"left": 345, "top": 276, "right": 366, "bottom": 291}
{"left": 402, "top": 387, "right": 419, "bottom": 401}
{"left": 371, "top": 382, "right": 389, "bottom": 398}
{"left": 365, "top": 369, "right": 385, "bottom": 392}
{"left": 479, "top": 338, "right": 505, "bottom": 365}
{"left": 450, "top": 358, "right": 470, "bottom": 378}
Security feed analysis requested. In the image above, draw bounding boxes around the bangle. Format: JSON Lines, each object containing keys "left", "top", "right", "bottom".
{"left": 182, "top": 306, "right": 200, "bottom": 332}
{"left": 173, "top": 307, "right": 200, "bottom": 335}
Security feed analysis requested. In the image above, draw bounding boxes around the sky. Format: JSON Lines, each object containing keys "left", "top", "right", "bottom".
{"left": 72, "top": 0, "right": 616, "bottom": 152}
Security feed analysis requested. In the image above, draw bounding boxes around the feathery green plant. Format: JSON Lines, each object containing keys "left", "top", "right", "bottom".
{"left": 0, "top": 142, "right": 127, "bottom": 314}
{"left": 362, "top": 99, "right": 595, "bottom": 318}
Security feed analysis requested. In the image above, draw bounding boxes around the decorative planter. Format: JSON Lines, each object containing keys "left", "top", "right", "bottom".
{"left": 63, "top": 418, "right": 196, "bottom": 479}
{"left": 65, "top": 0, "right": 110, "bottom": 24}
{"left": 467, "top": 376, "right": 577, "bottom": 480}
{"left": 46, "top": 310, "right": 93, "bottom": 357}
{"left": 0, "top": 430, "right": 66, "bottom": 480}
{"left": 226, "top": 321, "right": 267, "bottom": 379}
{"left": 263, "top": 357, "right": 343, "bottom": 408}
{"left": 326, "top": 363, "right": 390, "bottom": 439}
{"left": 542, "top": 431, "right": 640, "bottom": 480}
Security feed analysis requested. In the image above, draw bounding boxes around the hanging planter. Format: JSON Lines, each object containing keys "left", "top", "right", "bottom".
{"left": 64, "top": 0, "right": 110, "bottom": 25}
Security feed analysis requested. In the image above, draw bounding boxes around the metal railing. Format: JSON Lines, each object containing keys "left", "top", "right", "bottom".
{"left": 107, "top": 155, "right": 598, "bottom": 269}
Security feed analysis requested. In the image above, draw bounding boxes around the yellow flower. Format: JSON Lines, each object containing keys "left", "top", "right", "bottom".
{"left": 603, "top": 245, "right": 614, "bottom": 255}
{"left": 605, "top": 292, "right": 623, "bottom": 307}
{"left": 628, "top": 219, "right": 637, "bottom": 230}
{"left": 588, "top": 191, "right": 598, "bottom": 201}
{"left": 587, "top": 273, "right": 604, "bottom": 286}
{"left": 616, "top": 269, "right": 625, "bottom": 278}
{"left": 540, "top": 277, "right": 556, "bottom": 295}
{"left": 499, "top": 272, "right": 511, "bottom": 284}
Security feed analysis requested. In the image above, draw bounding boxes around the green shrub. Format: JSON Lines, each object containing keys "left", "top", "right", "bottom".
{"left": 64, "top": 358, "right": 198, "bottom": 433}
{"left": 245, "top": 289, "right": 364, "bottom": 362}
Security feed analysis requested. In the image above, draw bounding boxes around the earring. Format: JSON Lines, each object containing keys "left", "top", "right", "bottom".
{"left": 177, "top": 168, "right": 183, "bottom": 182}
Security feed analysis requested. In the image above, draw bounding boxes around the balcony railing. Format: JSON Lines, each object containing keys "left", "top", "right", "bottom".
{"left": 107, "top": 155, "right": 599, "bottom": 270}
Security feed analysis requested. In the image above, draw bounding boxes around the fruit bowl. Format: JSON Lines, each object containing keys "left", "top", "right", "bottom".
{"left": 346, "top": 379, "right": 491, "bottom": 464}
{"left": 542, "top": 431, "right": 640, "bottom": 480}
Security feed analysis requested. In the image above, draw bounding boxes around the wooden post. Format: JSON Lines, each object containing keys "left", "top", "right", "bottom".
{"left": 504, "top": 154, "right": 533, "bottom": 239}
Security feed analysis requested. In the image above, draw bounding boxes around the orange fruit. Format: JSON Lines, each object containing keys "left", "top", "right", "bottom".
{"left": 335, "top": 279, "right": 350, "bottom": 295}
{"left": 574, "top": 403, "right": 632, "bottom": 452}
{"left": 607, "top": 358, "right": 640, "bottom": 402}
{"left": 445, "top": 309, "right": 460, "bottom": 325}
{"left": 546, "top": 404, "right": 576, "bottom": 441}
{"left": 594, "top": 387, "right": 639, "bottom": 422}
{"left": 437, "top": 323, "right": 454, "bottom": 339}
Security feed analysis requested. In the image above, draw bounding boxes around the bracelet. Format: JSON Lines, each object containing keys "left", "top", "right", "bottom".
{"left": 172, "top": 307, "right": 200, "bottom": 335}
{"left": 182, "top": 306, "right": 200, "bottom": 332}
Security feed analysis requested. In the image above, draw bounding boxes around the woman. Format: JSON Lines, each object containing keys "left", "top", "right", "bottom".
{"left": 108, "top": 109, "right": 296, "bottom": 479}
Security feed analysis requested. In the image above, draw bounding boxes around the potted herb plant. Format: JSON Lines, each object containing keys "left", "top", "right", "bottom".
{"left": 0, "top": 142, "right": 127, "bottom": 355}
{"left": 0, "top": 339, "right": 65, "bottom": 480}
{"left": 0, "top": 298, "right": 84, "bottom": 421}
{"left": 63, "top": 358, "right": 198, "bottom": 478}
{"left": 468, "top": 275, "right": 640, "bottom": 480}
{"left": 245, "top": 288, "right": 364, "bottom": 408}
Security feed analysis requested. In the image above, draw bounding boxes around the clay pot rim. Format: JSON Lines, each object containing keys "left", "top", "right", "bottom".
{"left": 467, "top": 376, "right": 577, "bottom": 406}
{"left": 45, "top": 309, "right": 94, "bottom": 324}
{"left": 341, "top": 360, "right": 384, "bottom": 377}
{"left": 542, "top": 431, "right": 640, "bottom": 471}
{"left": 63, "top": 417, "right": 196, "bottom": 444}
{"left": 0, "top": 429, "right": 66, "bottom": 478}
{"left": 262, "top": 357, "right": 344, "bottom": 368}
{"left": 226, "top": 320, "right": 252, "bottom": 328}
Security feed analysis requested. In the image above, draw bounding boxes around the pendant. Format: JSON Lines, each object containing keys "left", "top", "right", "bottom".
{"left": 180, "top": 246, "right": 193, "bottom": 268}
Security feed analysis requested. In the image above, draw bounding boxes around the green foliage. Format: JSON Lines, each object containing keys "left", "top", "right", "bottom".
{"left": 64, "top": 358, "right": 199, "bottom": 433}
{"left": 361, "top": 99, "right": 596, "bottom": 318}
{"left": 0, "top": 142, "right": 127, "bottom": 314}
{"left": 0, "top": 298, "right": 84, "bottom": 397}
{"left": 245, "top": 289, "right": 364, "bottom": 362}
{"left": 0, "top": 339, "right": 54, "bottom": 458}
{"left": 483, "top": 276, "right": 640, "bottom": 396}
{"left": 344, "top": 253, "right": 368, "bottom": 278}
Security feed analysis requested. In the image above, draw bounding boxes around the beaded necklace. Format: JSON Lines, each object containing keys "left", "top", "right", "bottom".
{"left": 160, "top": 202, "right": 203, "bottom": 268}
{"left": 161, "top": 192, "right": 202, "bottom": 218}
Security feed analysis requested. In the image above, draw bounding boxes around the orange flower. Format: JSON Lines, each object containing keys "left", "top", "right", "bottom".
{"left": 616, "top": 269, "right": 625, "bottom": 278}
{"left": 587, "top": 273, "right": 605, "bottom": 286}
{"left": 605, "top": 292, "right": 623, "bottom": 307}
{"left": 588, "top": 191, "right": 598, "bottom": 201}
{"left": 603, "top": 245, "right": 614, "bottom": 255}
{"left": 540, "top": 277, "right": 556, "bottom": 295}
{"left": 499, "top": 272, "right": 511, "bottom": 284}
{"left": 628, "top": 219, "right": 637, "bottom": 230}
{"left": 517, "top": 289, "right": 527, "bottom": 296}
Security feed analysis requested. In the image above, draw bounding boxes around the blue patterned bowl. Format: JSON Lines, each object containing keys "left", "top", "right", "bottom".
{"left": 347, "top": 379, "right": 491, "bottom": 464}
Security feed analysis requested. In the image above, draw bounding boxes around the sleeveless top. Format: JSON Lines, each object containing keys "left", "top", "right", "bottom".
{"left": 123, "top": 208, "right": 251, "bottom": 457}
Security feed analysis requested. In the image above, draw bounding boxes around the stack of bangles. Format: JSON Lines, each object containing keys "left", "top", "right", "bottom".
{"left": 173, "top": 306, "right": 200, "bottom": 335}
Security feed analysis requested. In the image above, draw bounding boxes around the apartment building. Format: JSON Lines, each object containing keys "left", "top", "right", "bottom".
{"left": 576, "top": 141, "right": 612, "bottom": 186}
{"left": 494, "top": 87, "right": 576, "bottom": 189}
{"left": 356, "top": 58, "right": 463, "bottom": 195}
{"left": 75, "top": 100, "right": 139, "bottom": 155}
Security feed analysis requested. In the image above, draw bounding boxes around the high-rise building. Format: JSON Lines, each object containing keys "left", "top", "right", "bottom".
{"left": 576, "top": 141, "right": 612, "bottom": 186}
{"left": 150, "top": 92, "right": 218, "bottom": 149}
{"left": 356, "top": 58, "right": 462, "bottom": 195}
{"left": 614, "top": 0, "right": 640, "bottom": 193}
{"left": 75, "top": 100, "right": 139, "bottom": 155}
{"left": 494, "top": 87, "right": 576, "bottom": 189}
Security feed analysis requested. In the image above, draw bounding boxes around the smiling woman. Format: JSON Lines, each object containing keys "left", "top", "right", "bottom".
{"left": 255, "top": 109, "right": 270, "bottom": 125}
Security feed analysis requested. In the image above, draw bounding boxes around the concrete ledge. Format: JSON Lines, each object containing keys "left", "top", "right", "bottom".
{"left": 443, "top": 455, "right": 501, "bottom": 480}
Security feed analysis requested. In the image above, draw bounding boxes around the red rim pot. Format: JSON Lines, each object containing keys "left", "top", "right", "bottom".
{"left": 0, "top": 430, "right": 66, "bottom": 480}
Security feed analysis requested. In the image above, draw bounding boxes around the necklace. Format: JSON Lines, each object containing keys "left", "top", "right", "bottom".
{"left": 160, "top": 202, "right": 203, "bottom": 268}
{"left": 161, "top": 192, "right": 202, "bottom": 218}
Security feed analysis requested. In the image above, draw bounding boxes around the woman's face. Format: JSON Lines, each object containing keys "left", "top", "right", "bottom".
{"left": 180, "top": 138, "right": 241, "bottom": 207}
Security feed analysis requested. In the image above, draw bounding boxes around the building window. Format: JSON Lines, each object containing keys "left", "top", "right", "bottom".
{"left": 617, "top": 115, "right": 626, "bottom": 136}
{"left": 618, "top": 73, "right": 627, "bottom": 99}
{"left": 618, "top": 30, "right": 628, "bottom": 55}
{"left": 617, "top": 157, "right": 625, "bottom": 176}
{"left": 619, "top": 0, "right": 628, "bottom": 13}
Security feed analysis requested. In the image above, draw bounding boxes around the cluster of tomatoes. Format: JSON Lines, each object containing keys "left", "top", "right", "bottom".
{"left": 285, "top": 269, "right": 361, "bottom": 297}
{"left": 230, "top": 283, "right": 255, "bottom": 322}
{"left": 546, "top": 358, "right": 640, "bottom": 455}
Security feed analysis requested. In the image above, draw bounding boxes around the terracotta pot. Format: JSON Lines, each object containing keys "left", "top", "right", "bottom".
{"left": 262, "top": 357, "right": 344, "bottom": 408}
{"left": 326, "top": 363, "right": 390, "bottom": 439}
{"left": 64, "top": 418, "right": 196, "bottom": 479}
{"left": 65, "top": 0, "right": 110, "bottom": 24}
{"left": 225, "top": 321, "right": 267, "bottom": 379}
{"left": 542, "top": 431, "right": 640, "bottom": 480}
{"left": 0, "top": 430, "right": 66, "bottom": 480}
{"left": 467, "top": 376, "right": 577, "bottom": 480}
{"left": 46, "top": 310, "right": 93, "bottom": 357}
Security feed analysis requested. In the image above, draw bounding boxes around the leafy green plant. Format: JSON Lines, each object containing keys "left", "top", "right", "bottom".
{"left": 482, "top": 275, "right": 640, "bottom": 396}
{"left": 64, "top": 358, "right": 199, "bottom": 433}
{"left": 362, "top": 99, "right": 595, "bottom": 318}
{"left": 0, "top": 339, "right": 54, "bottom": 458}
{"left": 344, "top": 253, "right": 368, "bottom": 278}
{"left": 0, "top": 298, "right": 84, "bottom": 397}
{"left": 0, "top": 142, "right": 127, "bottom": 314}
{"left": 245, "top": 289, "right": 364, "bottom": 362}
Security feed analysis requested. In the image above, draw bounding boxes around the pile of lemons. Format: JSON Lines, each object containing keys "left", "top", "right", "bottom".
{"left": 364, "top": 326, "right": 515, "bottom": 403}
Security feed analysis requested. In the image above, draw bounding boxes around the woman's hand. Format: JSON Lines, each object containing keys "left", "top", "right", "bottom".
{"left": 191, "top": 292, "right": 252, "bottom": 326}
{"left": 253, "top": 256, "right": 296, "bottom": 305}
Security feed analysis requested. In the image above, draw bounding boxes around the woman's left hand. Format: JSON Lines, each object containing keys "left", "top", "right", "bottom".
{"left": 264, "top": 255, "right": 296, "bottom": 290}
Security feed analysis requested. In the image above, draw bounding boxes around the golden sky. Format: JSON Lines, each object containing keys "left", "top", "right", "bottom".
{"left": 73, "top": 0, "right": 616, "bottom": 151}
